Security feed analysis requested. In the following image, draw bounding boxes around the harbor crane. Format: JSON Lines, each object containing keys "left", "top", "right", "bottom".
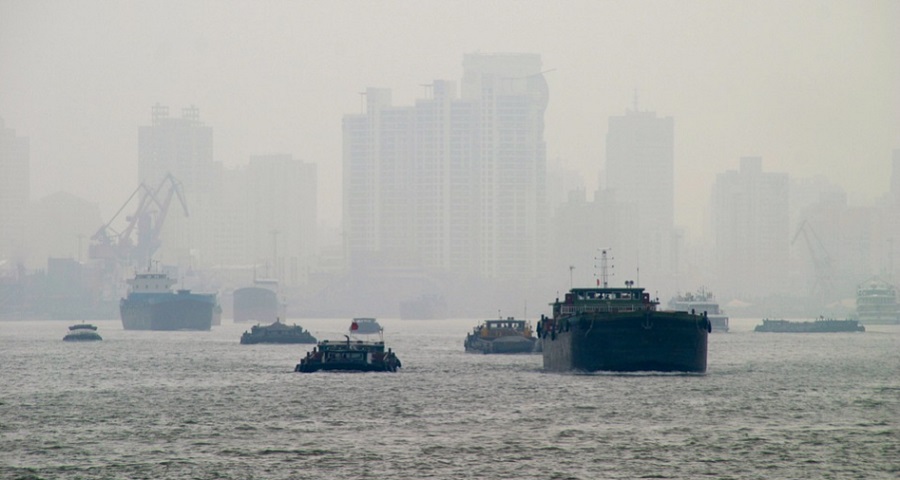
{"left": 792, "top": 219, "right": 835, "bottom": 301}
{"left": 89, "top": 173, "right": 189, "bottom": 268}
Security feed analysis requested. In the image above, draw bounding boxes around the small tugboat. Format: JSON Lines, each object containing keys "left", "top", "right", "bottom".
{"left": 464, "top": 316, "right": 539, "bottom": 354}
{"left": 63, "top": 323, "right": 102, "bottom": 342}
{"left": 240, "top": 318, "right": 317, "bottom": 344}
{"left": 294, "top": 336, "right": 402, "bottom": 373}
{"left": 754, "top": 317, "right": 865, "bottom": 333}
{"left": 350, "top": 317, "right": 382, "bottom": 334}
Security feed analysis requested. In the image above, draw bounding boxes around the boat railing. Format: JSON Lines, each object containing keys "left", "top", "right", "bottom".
{"left": 561, "top": 304, "right": 647, "bottom": 315}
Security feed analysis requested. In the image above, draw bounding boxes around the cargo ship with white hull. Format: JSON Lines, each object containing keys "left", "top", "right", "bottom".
{"left": 120, "top": 272, "right": 217, "bottom": 331}
{"left": 668, "top": 288, "right": 729, "bottom": 332}
{"left": 854, "top": 277, "right": 900, "bottom": 325}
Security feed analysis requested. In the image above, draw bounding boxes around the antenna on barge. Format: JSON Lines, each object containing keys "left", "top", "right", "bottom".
{"left": 594, "top": 248, "right": 614, "bottom": 288}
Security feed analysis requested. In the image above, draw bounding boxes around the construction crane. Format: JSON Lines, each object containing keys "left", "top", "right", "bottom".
{"left": 89, "top": 173, "right": 189, "bottom": 268}
{"left": 792, "top": 219, "right": 834, "bottom": 300}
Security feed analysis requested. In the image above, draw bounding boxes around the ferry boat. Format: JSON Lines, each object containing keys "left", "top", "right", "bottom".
{"left": 63, "top": 323, "right": 102, "bottom": 342}
{"left": 464, "top": 317, "right": 539, "bottom": 354}
{"left": 754, "top": 317, "right": 865, "bottom": 333}
{"left": 233, "top": 278, "right": 285, "bottom": 323}
{"left": 855, "top": 277, "right": 900, "bottom": 325}
{"left": 668, "top": 288, "right": 729, "bottom": 332}
{"left": 294, "top": 336, "right": 402, "bottom": 373}
{"left": 120, "top": 271, "right": 217, "bottom": 331}
{"left": 240, "top": 318, "right": 317, "bottom": 344}
{"left": 350, "top": 317, "right": 383, "bottom": 334}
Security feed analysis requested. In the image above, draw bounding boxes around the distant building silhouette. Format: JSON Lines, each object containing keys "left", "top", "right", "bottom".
{"left": 603, "top": 104, "right": 677, "bottom": 290}
{"left": 25, "top": 192, "right": 102, "bottom": 268}
{"left": 0, "top": 117, "right": 29, "bottom": 263}
{"left": 138, "top": 104, "right": 214, "bottom": 193}
{"left": 240, "top": 154, "right": 317, "bottom": 285}
{"left": 343, "top": 53, "right": 548, "bottom": 281}
{"left": 136, "top": 105, "right": 223, "bottom": 267}
{"left": 712, "top": 157, "right": 789, "bottom": 297}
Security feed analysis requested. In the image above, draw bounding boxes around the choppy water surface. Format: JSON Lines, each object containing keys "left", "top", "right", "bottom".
{"left": 1, "top": 318, "right": 898, "bottom": 479}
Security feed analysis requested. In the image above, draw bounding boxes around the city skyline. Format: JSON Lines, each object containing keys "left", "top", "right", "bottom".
{"left": 1, "top": 1, "right": 897, "bottom": 241}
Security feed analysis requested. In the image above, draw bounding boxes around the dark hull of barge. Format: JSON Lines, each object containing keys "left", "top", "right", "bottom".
{"left": 294, "top": 361, "right": 400, "bottom": 373}
{"left": 540, "top": 311, "right": 709, "bottom": 373}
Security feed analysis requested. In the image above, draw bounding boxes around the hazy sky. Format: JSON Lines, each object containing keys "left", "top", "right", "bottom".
{"left": 2, "top": 0, "right": 898, "bottom": 238}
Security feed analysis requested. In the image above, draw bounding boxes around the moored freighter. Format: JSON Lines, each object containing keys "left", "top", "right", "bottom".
{"left": 538, "top": 282, "right": 709, "bottom": 373}
{"left": 120, "top": 272, "right": 217, "bottom": 331}
{"left": 233, "top": 279, "right": 284, "bottom": 323}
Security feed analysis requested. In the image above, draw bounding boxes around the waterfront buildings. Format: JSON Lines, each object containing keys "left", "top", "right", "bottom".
{"left": 712, "top": 157, "right": 790, "bottom": 297}
{"left": 343, "top": 53, "right": 548, "bottom": 281}
{"left": 603, "top": 104, "right": 678, "bottom": 291}
{"left": 0, "top": 118, "right": 29, "bottom": 263}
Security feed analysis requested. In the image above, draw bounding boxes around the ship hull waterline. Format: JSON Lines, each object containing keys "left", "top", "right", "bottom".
{"left": 541, "top": 311, "right": 709, "bottom": 373}
{"left": 121, "top": 296, "right": 215, "bottom": 331}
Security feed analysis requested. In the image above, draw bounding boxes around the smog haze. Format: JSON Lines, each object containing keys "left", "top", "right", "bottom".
{"left": 2, "top": 0, "right": 897, "bottom": 236}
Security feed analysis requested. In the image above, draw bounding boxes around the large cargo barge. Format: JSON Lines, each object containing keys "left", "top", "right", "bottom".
{"left": 233, "top": 279, "right": 284, "bottom": 323}
{"left": 754, "top": 317, "right": 865, "bottom": 333}
{"left": 120, "top": 272, "right": 217, "bottom": 331}
{"left": 538, "top": 281, "right": 709, "bottom": 373}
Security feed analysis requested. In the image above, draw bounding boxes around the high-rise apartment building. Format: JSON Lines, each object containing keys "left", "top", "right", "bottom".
{"left": 604, "top": 105, "right": 676, "bottom": 289}
{"left": 138, "top": 104, "right": 214, "bottom": 193}
{"left": 137, "top": 105, "right": 221, "bottom": 267}
{"left": 461, "top": 53, "right": 548, "bottom": 279}
{"left": 712, "top": 157, "right": 790, "bottom": 297}
{"left": 343, "top": 53, "right": 547, "bottom": 280}
{"left": 0, "top": 117, "right": 29, "bottom": 262}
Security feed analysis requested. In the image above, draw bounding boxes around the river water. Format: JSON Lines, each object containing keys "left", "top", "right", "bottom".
{"left": 1, "top": 317, "right": 897, "bottom": 479}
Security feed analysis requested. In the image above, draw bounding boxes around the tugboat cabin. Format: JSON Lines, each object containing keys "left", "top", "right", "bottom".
{"left": 553, "top": 287, "right": 657, "bottom": 317}
{"left": 474, "top": 318, "right": 532, "bottom": 339}
{"left": 319, "top": 338, "right": 386, "bottom": 362}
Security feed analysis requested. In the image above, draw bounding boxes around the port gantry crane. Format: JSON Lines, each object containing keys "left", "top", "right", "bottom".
{"left": 88, "top": 173, "right": 189, "bottom": 269}
{"left": 792, "top": 218, "right": 835, "bottom": 302}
